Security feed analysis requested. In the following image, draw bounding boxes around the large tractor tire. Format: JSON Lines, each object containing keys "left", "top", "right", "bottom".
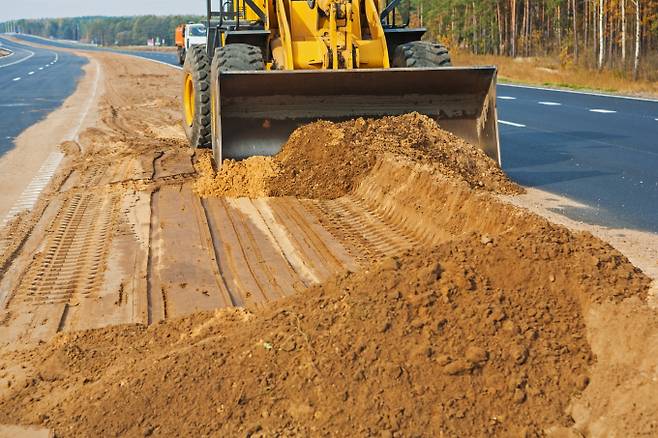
{"left": 182, "top": 45, "right": 211, "bottom": 148}
{"left": 212, "top": 43, "right": 265, "bottom": 72}
{"left": 392, "top": 41, "right": 452, "bottom": 68}
{"left": 210, "top": 44, "right": 265, "bottom": 164}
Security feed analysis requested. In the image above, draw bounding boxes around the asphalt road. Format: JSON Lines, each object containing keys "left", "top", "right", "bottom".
{"left": 4, "top": 33, "right": 658, "bottom": 233}
{"left": 0, "top": 36, "right": 86, "bottom": 155}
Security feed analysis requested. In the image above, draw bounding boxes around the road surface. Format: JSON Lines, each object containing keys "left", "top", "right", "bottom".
{"left": 4, "top": 33, "right": 658, "bottom": 233}
{"left": 0, "top": 36, "right": 86, "bottom": 155}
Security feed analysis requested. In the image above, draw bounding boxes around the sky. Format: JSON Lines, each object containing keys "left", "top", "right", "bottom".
{"left": 0, "top": 0, "right": 206, "bottom": 22}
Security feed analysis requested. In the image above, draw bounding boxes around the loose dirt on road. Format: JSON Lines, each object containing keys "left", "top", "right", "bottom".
{"left": 0, "top": 50, "right": 657, "bottom": 437}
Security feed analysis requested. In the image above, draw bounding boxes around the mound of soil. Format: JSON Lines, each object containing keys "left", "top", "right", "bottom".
{"left": 194, "top": 113, "right": 521, "bottom": 199}
{"left": 194, "top": 152, "right": 279, "bottom": 198}
{"left": 0, "top": 227, "right": 648, "bottom": 436}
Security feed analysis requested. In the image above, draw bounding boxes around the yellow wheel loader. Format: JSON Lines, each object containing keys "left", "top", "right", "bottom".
{"left": 182, "top": 0, "right": 500, "bottom": 166}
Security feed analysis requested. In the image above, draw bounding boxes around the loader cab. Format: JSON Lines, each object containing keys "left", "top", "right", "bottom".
{"left": 204, "top": 0, "right": 427, "bottom": 65}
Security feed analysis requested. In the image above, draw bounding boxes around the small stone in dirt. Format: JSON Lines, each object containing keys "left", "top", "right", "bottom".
{"left": 465, "top": 346, "right": 489, "bottom": 364}
{"left": 575, "top": 374, "right": 590, "bottom": 390}
{"left": 480, "top": 234, "right": 493, "bottom": 245}
{"left": 511, "top": 345, "right": 529, "bottom": 365}
{"left": 443, "top": 359, "right": 473, "bottom": 375}
{"left": 435, "top": 354, "right": 451, "bottom": 366}
{"left": 381, "top": 257, "right": 401, "bottom": 271}
{"left": 513, "top": 389, "right": 527, "bottom": 404}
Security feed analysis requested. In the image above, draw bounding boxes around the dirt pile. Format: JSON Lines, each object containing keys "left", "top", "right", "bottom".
{"left": 0, "top": 226, "right": 649, "bottom": 436}
{"left": 194, "top": 152, "right": 279, "bottom": 198}
{"left": 194, "top": 113, "right": 521, "bottom": 199}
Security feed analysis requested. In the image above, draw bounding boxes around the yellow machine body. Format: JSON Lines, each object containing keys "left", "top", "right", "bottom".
{"left": 196, "top": 0, "right": 500, "bottom": 165}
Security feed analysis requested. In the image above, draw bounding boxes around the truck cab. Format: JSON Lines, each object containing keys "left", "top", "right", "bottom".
{"left": 175, "top": 23, "right": 207, "bottom": 65}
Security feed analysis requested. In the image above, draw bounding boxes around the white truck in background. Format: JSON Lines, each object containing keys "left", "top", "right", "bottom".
{"left": 175, "top": 23, "right": 207, "bottom": 65}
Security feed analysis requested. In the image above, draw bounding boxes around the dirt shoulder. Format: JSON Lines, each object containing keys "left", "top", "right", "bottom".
{"left": 0, "top": 50, "right": 656, "bottom": 437}
{"left": 0, "top": 49, "right": 10, "bottom": 57}
{"left": 454, "top": 51, "right": 658, "bottom": 99}
{"left": 0, "top": 53, "right": 102, "bottom": 222}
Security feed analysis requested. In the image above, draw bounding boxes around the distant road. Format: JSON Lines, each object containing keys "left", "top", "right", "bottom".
{"left": 12, "top": 34, "right": 178, "bottom": 66}
{"left": 0, "top": 36, "right": 86, "bottom": 156}
{"left": 7, "top": 33, "right": 658, "bottom": 233}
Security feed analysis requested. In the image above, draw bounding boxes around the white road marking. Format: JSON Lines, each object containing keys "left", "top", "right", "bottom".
{"left": 0, "top": 152, "right": 64, "bottom": 226}
{"left": 0, "top": 48, "right": 34, "bottom": 68}
{"left": 1, "top": 60, "right": 102, "bottom": 227}
{"left": 498, "top": 96, "right": 516, "bottom": 100}
{"left": 28, "top": 71, "right": 34, "bottom": 75}
{"left": 12, "top": 77, "right": 21, "bottom": 81}
{"left": 500, "top": 82, "right": 658, "bottom": 103}
{"left": 38, "top": 67, "right": 43, "bottom": 70}
{"left": 589, "top": 109, "right": 617, "bottom": 114}
{"left": 499, "top": 120, "right": 526, "bottom": 128}
{"left": 538, "top": 101, "right": 561, "bottom": 106}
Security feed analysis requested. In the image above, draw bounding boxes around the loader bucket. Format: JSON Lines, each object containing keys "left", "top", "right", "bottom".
{"left": 213, "top": 66, "right": 500, "bottom": 166}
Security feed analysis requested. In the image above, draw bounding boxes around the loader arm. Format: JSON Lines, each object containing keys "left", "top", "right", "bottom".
{"left": 183, "top": 0, "right": 502, "bottom": 167}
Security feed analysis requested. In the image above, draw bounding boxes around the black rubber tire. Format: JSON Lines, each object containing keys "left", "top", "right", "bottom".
{"left": 214, "top": 43, "right": 265, "bottom": 72}
{"left": 210, "top": 44, "right": 265, "bottom": 164}
{"left": 182, "top": 45, "right": 211, "bottom": 148}
{"left": 392, "top": 41, "right": 452, "bottom": 68}
{"left": 177, "top": 47, "right": 186, "bottom": 66}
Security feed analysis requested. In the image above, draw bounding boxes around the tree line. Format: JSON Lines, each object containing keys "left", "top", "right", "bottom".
{"left": 2, "top": 2, "right": 656, "bottom": 79}
{"left": 1, "top": 15, "right": 203, "bottom": 46}
{"left": 413, "top": 0, "right": 658, "bottom": 79}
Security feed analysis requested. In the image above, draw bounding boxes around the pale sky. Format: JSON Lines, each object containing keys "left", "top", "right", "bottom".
{"left": 0, "top": 0, "right": 205, "bottom": 22}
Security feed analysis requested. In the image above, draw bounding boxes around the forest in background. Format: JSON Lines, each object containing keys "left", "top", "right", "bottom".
{"left": 411, "top": 0, "right": 658, "bottom": 80}
{"left": 1, "top": 15, "right": 203, "bottom": 46}
{"left": 2, "top": 0, "right": 657, "bottom": 80}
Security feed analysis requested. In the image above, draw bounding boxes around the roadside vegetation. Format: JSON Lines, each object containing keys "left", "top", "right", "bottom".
{"left": 0, "top": 15, "right": 203, "bottom": 46}
{"left": 453, "top": 50, "right": 658, "bottom": 97}
{"left": 413, "top": 0, "right": 658, "bottom": 88}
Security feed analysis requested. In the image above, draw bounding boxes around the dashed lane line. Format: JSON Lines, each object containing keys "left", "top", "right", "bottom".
{"left": 589, "top": 109, "right": 617, "bottom": 114}
{"left": 28, "top": 71, "right": 34, "bottom": 75}
{"left": 498, "top": 120, "right": 526, "bottom": 128}
{"left": 12, "top": 77, "right": 21, "bottom": 81}
{"left": 538, "top": 101, "right": 562, "bottom": 106}
{"left": 498, "top": 96, "right": 516, "bottom": 100}
{"left": 1, "top": 60, "right": 102, "bottom": 226}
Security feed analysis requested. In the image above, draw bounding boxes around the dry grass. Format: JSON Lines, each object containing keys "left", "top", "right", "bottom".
{"left": 453, "top": 51, "right": 658, "bottom": 99}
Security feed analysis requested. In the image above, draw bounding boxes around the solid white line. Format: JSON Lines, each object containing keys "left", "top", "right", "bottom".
{"left": 499, "top": 82, "right": 658, "bottom": 103}
{"left": 12, "top": 77, "right": 21, "bottom": 81}
{"left": 66, "top": 59, "right": 102, "bottom": 141}
{"left": 499, "top": 120, "right": 526, "bottom": 128}
{"left": 498, "top": 96, "right": 516, "bottom": 100}
{"left": 0, "top": 48, "right": 34, "bottom": 68}
{"left": 120, "top": 52, "right": 182, "bottom": 70}
{"left": 538, "top": 101, "right": 561, "bottom": 106}
{"left": 589, "top": 109, "right": 617, "bottom": 114}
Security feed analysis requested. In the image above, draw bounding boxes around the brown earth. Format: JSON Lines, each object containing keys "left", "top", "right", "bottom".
{"left": 194, "top": 114, "right": 521, "bottom": 200}
{"left": 0, "top": 48, "right": 656, "bottom": 437}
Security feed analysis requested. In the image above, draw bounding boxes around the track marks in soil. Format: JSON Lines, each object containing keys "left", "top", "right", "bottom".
{"left": 1, "top": 156, "right": 422, "bottom": 345}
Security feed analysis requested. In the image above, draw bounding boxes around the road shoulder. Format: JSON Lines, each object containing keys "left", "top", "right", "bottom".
{"left": 0, "top": 54, "right": 102, "bottom": 222}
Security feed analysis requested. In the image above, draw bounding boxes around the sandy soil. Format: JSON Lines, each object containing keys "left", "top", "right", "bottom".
{"left": 0, "top": 50, "right": 656, "bottom": 436}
